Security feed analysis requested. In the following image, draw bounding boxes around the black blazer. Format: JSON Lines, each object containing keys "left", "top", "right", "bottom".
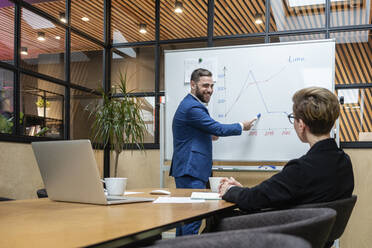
{"left": 223, "top": 138, "right": 354, "bottom": 212}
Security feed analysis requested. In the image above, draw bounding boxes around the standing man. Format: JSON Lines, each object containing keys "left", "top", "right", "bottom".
{"left": 170, "top": 68, "right": 256, "bottom": 236}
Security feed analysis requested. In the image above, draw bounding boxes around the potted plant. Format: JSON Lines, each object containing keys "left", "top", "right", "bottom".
{"left": 36, "top": 98, "right": 50, "bottom": 117}
{"left": 89, "top": 72, "right": 147, "bottom": 177}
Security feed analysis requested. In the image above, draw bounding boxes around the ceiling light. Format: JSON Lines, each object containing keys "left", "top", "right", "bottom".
{"left": 175, "top": 1, "right": 183, "bottom": 13}
{"left": 254, "top": 13, "right": 263, "bottom": 25}
{"left": 21, "top": 47, "right": 28, "bottom": 55}
{"left": 139, "top": 23, "right": 147, "bottom": 34}
{"left": 81, "top": 16, "right": 89, "bottom": 22}
{"left": 55, "top": 36, "right": 61, "bottom": 40}
{"left": 37, "top": 32, "right": 46, "bottom": 41}
{"left": 59, "top": 12, "right": 66, "bottom": 23}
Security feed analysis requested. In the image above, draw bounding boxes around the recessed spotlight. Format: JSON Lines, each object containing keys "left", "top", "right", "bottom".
{"left": 139, "top": 23, "right": 147, "bottom": 34}
{"left": 55, "top": 36, "right": 61, "bottom": 40}
{"left": 81, "top": 16, "right": 89, "bottom": 22}
{"left": 254, "top": 13, "right": 263, "bottom": 25}
{"left": 59, "top": 12, "right": 66, "bottom": 23}
{"left": 37, "top": 32, "right": 46, "bottom": 41}
{"left": 175, "top": 1, "right": 183, "bottom": 13}
{"left": 21, "top": 47, "right": 28, "bottom": 55}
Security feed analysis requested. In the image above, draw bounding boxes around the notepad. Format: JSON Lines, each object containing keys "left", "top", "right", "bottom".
{"left": 191, "top": 192, "right": 221, "bottom": 200}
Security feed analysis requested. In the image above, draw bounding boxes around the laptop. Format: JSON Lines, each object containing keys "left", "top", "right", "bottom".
{"left": 32, "top": 139, "right": 154, "bottom": 205}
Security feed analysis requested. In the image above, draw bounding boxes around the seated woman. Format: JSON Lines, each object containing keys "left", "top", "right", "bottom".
{"left": 219, "top": 87, "right": 354, "bottom": 212}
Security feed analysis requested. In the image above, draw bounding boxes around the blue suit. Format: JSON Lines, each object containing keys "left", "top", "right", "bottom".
{"left": 170, "top": 94, "right": 242, "bottom": 183}
{"left": 170, "top": 94, "right": 242, "bottom": 236}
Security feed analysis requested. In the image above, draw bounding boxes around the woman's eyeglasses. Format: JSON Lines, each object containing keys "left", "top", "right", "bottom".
{"left": 288, "top": 113, "right": 295, "bottom": 124}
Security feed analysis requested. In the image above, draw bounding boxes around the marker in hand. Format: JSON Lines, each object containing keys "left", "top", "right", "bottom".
{"left": 242, "top": 113, "right": 261, "bottom": 131}
{"left": 252, "top": 113, "right": 261, "bottom": 125}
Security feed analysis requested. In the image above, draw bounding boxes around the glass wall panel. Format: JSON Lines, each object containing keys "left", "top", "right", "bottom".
{"left": 20, "top": 74, "right": 65, "bottom": 138}
{"left": 70, "top": 88, "right": 99, "bottom": 140}
{"left": 0, "top": 68, "right": 14, "bottom": 134}
{"left": 24, "top": 0, "right": 65, "bottom": 22}
{"left": 331, "top": 31, "right": 371, "bottom": 85}
{"left": 0, "top": 1, "right": 14, "bottom": 65}
{"left": 269, "top": 0, "right": 325, "bottom": 32}
{"left": 111, "top": 96, "right": 155, "bottom": 143}
{"left": 21, "top": 8, "right": 65, "bottom": 80}
{"left": 112, "top": 0, "right": 155, "bottom": 44}
{"left": 331, "top": 0, "right": 372, "bottom": 27}
{"left": 71, "top": 32, "right": 103, "bottom": 89}
{"left": 214, "top": 37, "right": 265, "bottom": 47}
{"left": 71, "top": 0, "right": 103, "bottom": 41}
{"left": 269, "top": 33, "right": 326, "bottom": 43}
{"left": 160, "top": 42, "right": 207, "bottom": 91}
{"left": 160, "top": 0, "right": 207, "bottom": 40}
{"left": 214, "top": 0, "right": 266, "bottom": 36}
{"left": 111, "top": 46, "right": 155, "bottom": 92}
{"left": 337, "top": 88, "right": 372, "bottom": 142}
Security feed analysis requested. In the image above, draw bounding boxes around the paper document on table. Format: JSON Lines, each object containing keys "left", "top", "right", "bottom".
{"left": 191, "top": 192, "right": 221, "bottom": 200}
{"left": 153, "top": 197, "right": 205, "bottom": 203}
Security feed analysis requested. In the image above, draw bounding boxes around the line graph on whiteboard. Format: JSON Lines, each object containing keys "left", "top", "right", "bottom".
{"left": 211, "top": 57, "right": 306, "bottom": 138}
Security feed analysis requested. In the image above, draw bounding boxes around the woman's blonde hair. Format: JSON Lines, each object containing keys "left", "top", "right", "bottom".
{"left": 292, "top": 87, "right": 340, "bottom": 135}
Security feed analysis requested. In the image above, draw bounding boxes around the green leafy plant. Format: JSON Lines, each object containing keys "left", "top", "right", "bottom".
{"left": 89, "top": 72, "right": 147, "bottom": 177}
{"left": 35, "top": 98, "right": 51, "bottom": 108}
{"left": 0, "top": 112, "right": 23, "bottom": 134}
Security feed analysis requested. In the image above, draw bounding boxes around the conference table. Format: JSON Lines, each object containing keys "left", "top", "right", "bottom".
{"left": 0, "top": 188, "right": 236, "bottom": 248}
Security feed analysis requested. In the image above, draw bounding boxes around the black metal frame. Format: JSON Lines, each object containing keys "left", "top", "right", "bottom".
{"left": 0, "top": 0, "right": 371, "bottom": 151}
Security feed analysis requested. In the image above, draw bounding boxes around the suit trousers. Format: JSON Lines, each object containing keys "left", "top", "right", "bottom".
{"left": 175, "top": 175, "right": 206, "bottom": 236}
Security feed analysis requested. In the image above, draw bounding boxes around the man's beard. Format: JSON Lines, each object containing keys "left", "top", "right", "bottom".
{"left": 195, "top": 86, "right": 211, "bottom": 103}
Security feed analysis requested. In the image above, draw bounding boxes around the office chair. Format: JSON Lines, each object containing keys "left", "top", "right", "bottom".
{"left": 292, "top": 195, "right": 357, "bottom": 248}
{"left": 214, "top": 208, "right": 336, "bottom": 248}
{"left": 150, "top": 231, "right": 311, "bottom": 248}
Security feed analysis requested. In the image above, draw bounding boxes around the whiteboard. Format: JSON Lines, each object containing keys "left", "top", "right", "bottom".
{"left": 164, "top": 39, "right": 335, "bottom": 162}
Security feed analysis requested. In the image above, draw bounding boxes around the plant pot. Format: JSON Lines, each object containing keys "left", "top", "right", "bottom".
{"left": 37, "top": 107, "right": 50, "bottom": 117}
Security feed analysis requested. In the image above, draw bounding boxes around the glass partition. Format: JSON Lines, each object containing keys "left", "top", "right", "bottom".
{"left": 20, "top": 74, "right": 65, "bottom": 138}
{"left": 269, "top": 0, "right": 325, "bottom": 32}
{"left": 0, "top": 68, "right": 14, "bottom": 134}
{"left": 0, "top": 1, "right": 14, "bottom": 65}
{"left": 71, "top": 32, "right": 104, "bottom": 89}
{"left": 21, "top": 7, "right": 65, "bottom": 80}
{"left": 111, "top": 46, "right": 155, "bottom": 92}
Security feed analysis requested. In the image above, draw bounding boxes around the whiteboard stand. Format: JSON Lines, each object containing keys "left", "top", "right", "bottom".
{"left": 160, "top": 103, "right": 167, "bottom": 188}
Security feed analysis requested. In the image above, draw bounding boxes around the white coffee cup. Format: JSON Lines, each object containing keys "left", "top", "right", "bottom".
{"left": 104, "top": 177, "right": 127, "bottom": 196}
{"left": 209, "top": 177, "right": 224, "bottom": 193}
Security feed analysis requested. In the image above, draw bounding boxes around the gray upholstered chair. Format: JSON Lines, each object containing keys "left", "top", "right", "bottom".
{"left": 151, "top": 231, "right": 311, "bottom": 248}
{"left": 292, "top": 195, "right": 357, "bottom": 248}
{"left": 214, "top": 208, "right": 336, "bottom": 248}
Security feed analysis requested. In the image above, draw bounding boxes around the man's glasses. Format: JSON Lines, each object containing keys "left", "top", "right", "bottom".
{"left": 288, "top": 113, "right": 295, "bottom": 124}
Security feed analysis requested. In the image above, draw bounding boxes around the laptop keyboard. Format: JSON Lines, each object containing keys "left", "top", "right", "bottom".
{"left": 107, "top": 197, "right": 127, "bottom": 201}
{"left": 107, "top": 197, "right": 128, "bottom": 201}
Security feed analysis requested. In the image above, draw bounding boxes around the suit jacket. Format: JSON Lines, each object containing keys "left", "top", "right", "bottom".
{"left": 170, "top": 94, "right": 242, "bottom": 182}
{"left": 223, "top": 138, "right": 354, "bottom": 211}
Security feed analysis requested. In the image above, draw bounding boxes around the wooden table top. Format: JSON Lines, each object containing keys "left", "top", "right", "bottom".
{"left": 0, "top": 188, "right": 235, "bottom": 248}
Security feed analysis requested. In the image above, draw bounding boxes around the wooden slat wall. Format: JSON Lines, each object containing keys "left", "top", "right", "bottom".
{"left": 337, "top": 34, "right": 372, "bottom": 141}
